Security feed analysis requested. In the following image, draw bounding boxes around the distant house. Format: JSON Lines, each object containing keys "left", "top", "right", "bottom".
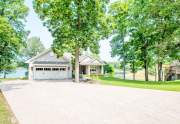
{"left": 164, "top": 60, "right": 180, "bottom": 81}
{"left": 26, "top": 49, "right": 104, "bottom": 80}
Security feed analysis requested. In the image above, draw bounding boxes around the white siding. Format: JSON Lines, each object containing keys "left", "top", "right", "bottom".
{"left": 33, "top": 65, "right": 72, "bottom": 80}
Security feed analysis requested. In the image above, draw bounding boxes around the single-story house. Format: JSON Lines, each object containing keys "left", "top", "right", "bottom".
{"left": 26, "top": 49, "right": 104, "bottom": 80}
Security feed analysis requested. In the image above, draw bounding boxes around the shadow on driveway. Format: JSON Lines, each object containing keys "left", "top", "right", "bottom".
{"left": 0, "top": 81, "right": 29, "bottom": 92}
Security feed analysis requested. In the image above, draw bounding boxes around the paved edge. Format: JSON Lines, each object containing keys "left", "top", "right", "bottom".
{"left": 0, "top": 90, "right": 20, "bottom": 124}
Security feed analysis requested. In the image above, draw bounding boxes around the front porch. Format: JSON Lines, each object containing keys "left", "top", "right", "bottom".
{"left": 79, "top": 54, "right": 104, "bottom": 75}
{"left": 80, "top": 65, "right": 104, "bottom": 75}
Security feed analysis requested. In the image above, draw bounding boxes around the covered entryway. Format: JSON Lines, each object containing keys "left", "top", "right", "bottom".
{"left": 34, "top": 66, "right": 68, "bottom": 80}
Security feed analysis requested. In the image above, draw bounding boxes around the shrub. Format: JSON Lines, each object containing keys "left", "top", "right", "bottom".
{"left": 104, "top": 64, "right": 114, "bottom": 74}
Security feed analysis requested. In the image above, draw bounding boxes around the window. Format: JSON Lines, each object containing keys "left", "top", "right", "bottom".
{"left": 90, "top": 66, "right": 96, "bottom": 73}
{"left": 36, "top": 68, "right": 43, "bottom": 71}
{"left": 60, "top": 68, "right": 66, "bottom": 71}
{"left": 52, "top": 68, "right": 59, "bottom": 71}
{"left": 44, "top": 68, "right": 51, "bottom": 71}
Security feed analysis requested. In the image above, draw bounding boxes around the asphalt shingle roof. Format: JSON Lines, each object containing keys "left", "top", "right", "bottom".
{"left": 33, "top": 61, "right": 69, "bottom": 64}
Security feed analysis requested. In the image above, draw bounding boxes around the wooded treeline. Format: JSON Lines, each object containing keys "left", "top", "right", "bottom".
{"left": 110, "top": 0, "right": 180, "bottom": 81}
{"left": 0, "top": 0, "right": 45, "bottom": 78}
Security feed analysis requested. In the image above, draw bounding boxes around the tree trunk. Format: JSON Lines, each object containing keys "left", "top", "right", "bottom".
{"left": 71, "top": 58, "right": 75, "bottom": 78}
{"left": 123, "top": 58, "right": 126, "bottom": 80}
{"left": 155, "top": 64, "right": 157, "bottom": 81}
{"left": 75, "top": 47, "right": 80, "bottom": 83}
{"left": 144, "top": 61, "right": 149, "bottom": 81}
{"left": 133, "top": 72, "right": 135, "bottom": 80}
{"left": 175, "top": 64, "right": 178, "bottom": 80}
{"left": 132, "top": 60, "right": 135, "bottom": 80}
{"left": 122, "top": 39, "right": 126, "bottom": 80}
{"left": 3, "top": 70, "right": 6, "bottom": 79}
{"left": 144, "top": 49, "right": 149, "bottom": 81}
{"left": 158, "top": 62, "right": 162, "bottom": 81}
{"left": 144, "top": 45, "right": 149, "bottom": 81}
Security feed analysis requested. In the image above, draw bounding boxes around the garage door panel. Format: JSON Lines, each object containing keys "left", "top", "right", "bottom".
{"left": 34, "top": 66, "right": 68, "bottom": 80}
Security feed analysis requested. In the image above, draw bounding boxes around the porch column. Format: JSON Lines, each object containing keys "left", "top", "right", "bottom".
{"left": 86, "top": 65, "right": 90, "bottom": 75}
{"left": 101, "top": 65, "right": 104, "bottom": 75}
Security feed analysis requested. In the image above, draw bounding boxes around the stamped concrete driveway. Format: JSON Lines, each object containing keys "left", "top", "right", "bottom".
{"left": 1, "top": 80, "right": 180, "bottom": 124}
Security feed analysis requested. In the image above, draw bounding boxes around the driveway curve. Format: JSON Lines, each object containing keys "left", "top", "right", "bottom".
{"left": 1, "top": 80, "right": 180, "bottom": 124}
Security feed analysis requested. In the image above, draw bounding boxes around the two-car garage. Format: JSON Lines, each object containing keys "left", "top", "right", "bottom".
{"left": 26, "top": 50, "right": 72, "bottom": 80}
{"left": 33, "top": 66, "right": 69, "bottom": 80}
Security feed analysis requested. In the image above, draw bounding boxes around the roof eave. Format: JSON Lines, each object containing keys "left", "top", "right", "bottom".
{"left": 25, "top": 49, "right": 51, "bottom": 63}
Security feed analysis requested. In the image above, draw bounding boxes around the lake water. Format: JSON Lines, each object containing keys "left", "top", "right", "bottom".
{"left": 0, "top": 68, "right": 28, "bottom": 78}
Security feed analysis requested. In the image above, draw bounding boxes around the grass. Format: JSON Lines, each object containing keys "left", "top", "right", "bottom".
{"left": 91, "top": 75, "right": 180, "bottom": 92}
{"left": 0, "top": 91, "right": 16, "bottom": 124}
{"left": 0, "top": 77, "right": 27, "bottom": 83}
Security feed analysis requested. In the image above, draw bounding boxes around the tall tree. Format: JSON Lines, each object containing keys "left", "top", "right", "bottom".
{"left": 0, "top": 17, "right": 21, "bottom": 72}
{"left": 110, "top": 0, "right": 130, "bottom": 80}
{"left": 20, "top": 37, "right": 45, "bottom": 59}
{"left": 128, "top": 0, "right": 158, "bottom": 81}
{"left": 0, "top": 0, "right": 28, "bottom": 72}
{"left": 147, "top": 0, "right": 180, "bottom": 81}
{"left": 111, "top": 0, "right": 180, "bottom": 81}
{"left": 126, "top": 40, "right": 141, "bottom": 80}
{"left": 110, "top": 0, "right": 156, "bottom": 81}
{"left": 34, "top": 0, "right": 110, "bottom": 82}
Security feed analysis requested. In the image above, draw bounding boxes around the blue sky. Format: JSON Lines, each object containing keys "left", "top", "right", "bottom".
{"left": 25, "top": 0, "right": 117, "bottom": 62}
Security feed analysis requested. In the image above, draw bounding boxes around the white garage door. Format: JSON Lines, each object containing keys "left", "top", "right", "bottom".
{"left": 34, "top": 66, "right": 68, "bottom": 80}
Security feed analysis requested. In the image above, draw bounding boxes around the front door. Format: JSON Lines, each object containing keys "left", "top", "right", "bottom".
{"left": 80, "top": 66, "right": 86, "bottom": 74}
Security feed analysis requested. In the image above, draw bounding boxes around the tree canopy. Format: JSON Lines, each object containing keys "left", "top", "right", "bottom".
{"left": 110, "top": 0, "right": 180, "bottom": 81}
{"left": 34, "top": 0, "right": 110, "bottom": 82}
{"left": 20, "top": 36, "right": 45, "bottom": 59}
{"left": 0, "top": 0, "right": 28, "bottom": 73}
{"left": 0, "top": 17, "right": 21, "bottom": 71}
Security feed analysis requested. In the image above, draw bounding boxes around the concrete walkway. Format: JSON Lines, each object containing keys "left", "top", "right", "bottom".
{"left": 1, "top": 80, "right": 180, "bottom": 124}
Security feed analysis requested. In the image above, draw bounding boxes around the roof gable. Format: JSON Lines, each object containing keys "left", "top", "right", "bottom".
{"left": 26, "top": 50, "right": 104, "bottom": 65}
{"left": 79, "top": 54, "right": 104, "bottom": 65}
{"left": 26, "top": 49, "right": 71, "bottom": 63}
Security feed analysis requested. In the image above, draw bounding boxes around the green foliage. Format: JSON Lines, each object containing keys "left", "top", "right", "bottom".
{"left": 17, "top": 61, "right": 28, "bottom": 68}
{"left": 33, "top": 0, "right": 110, "bottom": 56}
{"left": 110, "top": 0, "right": 180, "bottom": 81}
{"left": 20, "top": 36, "right": 45, "bottom": 59}
{"left": 149, "top": 0, "right": 180, "bottom": 60}
{"left": 0, "top": 0, "right": 28, "bottom": 73}
{"left": 0, "top": 0, "right": 29, "bottom": 44}
{"left": 104, "top": 64, "right": 114, "bottom": 74}
{"left": 18, "top": 37, "right": 45, "bottom": 68}
{"left": 110, "top": 0, "right": 130, "bottom": 60}
{"left": 0, "top": 17, "right": 21, "bottom": 71}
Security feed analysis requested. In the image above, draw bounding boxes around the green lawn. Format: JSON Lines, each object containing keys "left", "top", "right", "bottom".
{"left": 92, "top": 76, "right": 180, "bottom": 92}
{"left": 0, "top": 92, "right": 14, "bottom": 124}
{"left": 0, "top": 77, "right": 27, "bottom": 83}
{"left": 0, "top": 78, "right": 19, "bottom": 81}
